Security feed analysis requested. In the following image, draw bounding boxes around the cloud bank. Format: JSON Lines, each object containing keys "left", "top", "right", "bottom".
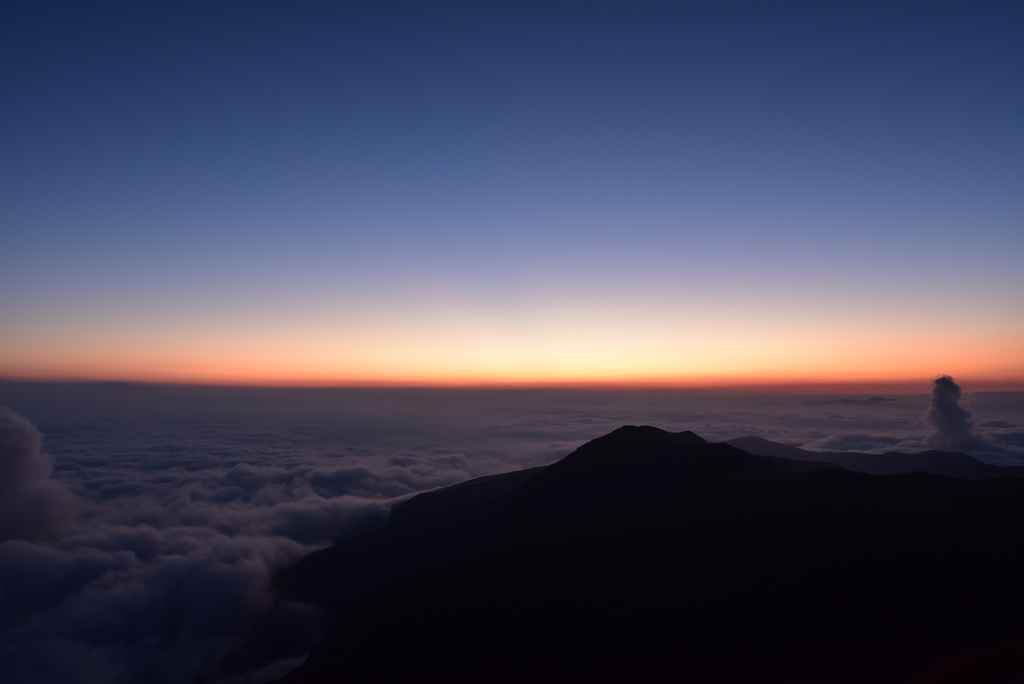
{"left": 0, "top": 399, "right": 467, "bottom": 683}
{"left": 0, "top": 408, "right": 73, "bottom": 543}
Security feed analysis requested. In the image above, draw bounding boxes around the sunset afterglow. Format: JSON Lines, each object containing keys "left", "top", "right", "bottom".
{"left": 2, "top": 2, "right": 1021, "bottom": 389}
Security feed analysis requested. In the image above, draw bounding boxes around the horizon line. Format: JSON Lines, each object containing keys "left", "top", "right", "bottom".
{"left": 3, "top": 375, "right": 1024, "bottom": 394}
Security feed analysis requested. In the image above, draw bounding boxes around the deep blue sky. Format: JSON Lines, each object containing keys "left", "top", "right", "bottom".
{"left": 2, "top": 1, "right": 1022, "bottom": 384}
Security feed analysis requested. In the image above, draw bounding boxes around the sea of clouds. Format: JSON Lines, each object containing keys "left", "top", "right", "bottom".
{"left": 0, "top": 380, "right": 1021, "bottom": 683}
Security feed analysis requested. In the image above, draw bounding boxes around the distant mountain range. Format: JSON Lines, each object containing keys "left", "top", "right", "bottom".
{"left": 724, "top": 436, "right": 1024, "bottom": 479}
{"left": 273, "top": 427, "right": 1024, "bottom": 684}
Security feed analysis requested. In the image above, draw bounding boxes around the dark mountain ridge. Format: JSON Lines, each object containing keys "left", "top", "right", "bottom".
{"left": 275, "top": 427, "right": 838, "bottom": 610}
{"left": 274, "top": 427, "right": 1024, "bottom": 684}
{"left": 726, "top": 435, "right": 1024, "bottom": 478}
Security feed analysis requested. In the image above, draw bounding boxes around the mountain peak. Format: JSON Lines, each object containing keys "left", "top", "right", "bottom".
{"left": 516, "top": 426, "right": 808, "bottom": 508}
{"left": 603, "top": 425, "right": 708, "bottom": 446}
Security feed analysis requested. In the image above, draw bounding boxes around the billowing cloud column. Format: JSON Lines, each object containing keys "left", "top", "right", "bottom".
{"left": 0, "top": 408, "right": 72, "bottom": 542}
{"left": 925, "top": 376, "right": 982, "bottom": 452}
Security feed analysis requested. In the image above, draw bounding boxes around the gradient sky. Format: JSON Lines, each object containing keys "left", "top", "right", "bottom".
{"left": 2, "top": 1, "right": 1022, "bottom": 386}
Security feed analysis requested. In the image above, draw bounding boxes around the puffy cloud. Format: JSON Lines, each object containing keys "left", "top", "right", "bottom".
{"left": 0, "top": 408, "right": 73, "bottom": 542}
{"left": 0, "top": 527, "right": 329, "bottom": 684}
{"left": 0, "top": 406, "right": 406, "bottom": 684}
{"left": 926, "top": 376, "right": 984, "bottom": 451}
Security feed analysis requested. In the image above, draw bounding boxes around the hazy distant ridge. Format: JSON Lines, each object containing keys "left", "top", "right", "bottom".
{"left": 725, "top": 436, "right": 1024, "bottom": 479}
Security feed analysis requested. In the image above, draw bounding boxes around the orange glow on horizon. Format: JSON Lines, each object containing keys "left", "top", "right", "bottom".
{"left": 3, "top": 365, "right": 1023, "bottom": 394}
{"left": 3, "top": 311, "right": 1022, "bottom": 393}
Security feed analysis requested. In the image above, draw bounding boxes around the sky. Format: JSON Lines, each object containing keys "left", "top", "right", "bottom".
{"left": 2, "top": 0, "right": 1023, "bottom": 386}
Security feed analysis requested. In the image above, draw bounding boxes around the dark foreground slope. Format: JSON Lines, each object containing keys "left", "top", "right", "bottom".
{"left": 275, "top": 427, "right": 1024, "bottom": 684}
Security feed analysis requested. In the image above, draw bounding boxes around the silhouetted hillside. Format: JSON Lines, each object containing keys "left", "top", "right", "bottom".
{"left": 388, "top": 465, "right": 548, "bottom": 529}
{"left": 274, "top": 427, "right": 1024, "bottom": 684}
{"left": 275, "top": 427, "right": 837, "bottom": 610}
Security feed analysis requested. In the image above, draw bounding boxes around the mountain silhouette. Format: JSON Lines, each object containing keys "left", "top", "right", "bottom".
{"left": 275, "top": 427, "right": 837, "bottom": 610}
{"left": 726, "top": 435, "right": 1024, "bottom": 478}
{"left": 274, "top": 427, "right": 1024, "bottom": 684}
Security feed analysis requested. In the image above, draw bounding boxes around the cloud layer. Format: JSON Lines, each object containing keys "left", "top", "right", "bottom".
{"left": 0, "top": 382, "right": 1021, "bottom": 683}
